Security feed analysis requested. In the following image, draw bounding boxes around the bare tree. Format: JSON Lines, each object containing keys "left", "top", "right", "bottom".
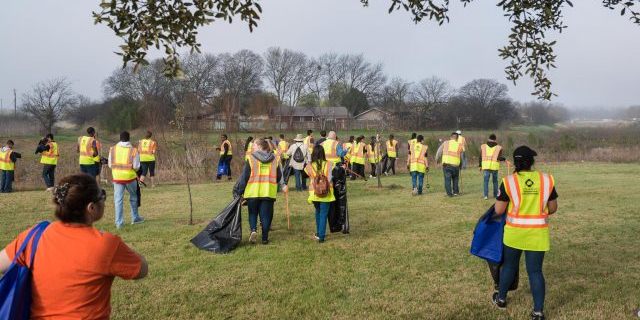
{"left": 457, "top": 79, "right": 508, "bottom": 109}
{"left": 343, "top": 54, "right": 386, "bottom": 99}
{"left": 22, "top": 78, "right": 77, "bottom": 133}
{"left": 263, "top": 47, "right": 307, "bottom": 105}
{"left": 379, "top": 77, "right": 412, "bottom": 110}
{"left": 410, "top": 76, "right": 453, "bottom": 128}
{"left": 179, "top": 53, "right": 219, "bottom": 106}
{"left": 103, "top": 60, "right": 173, "bottom": 102}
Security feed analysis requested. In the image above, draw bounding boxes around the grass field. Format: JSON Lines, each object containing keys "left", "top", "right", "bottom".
{"left": 1, "top": 163, "right": 639, "bottom": 319}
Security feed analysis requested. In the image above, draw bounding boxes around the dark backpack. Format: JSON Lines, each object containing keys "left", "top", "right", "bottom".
{"left": 313, "top": 164, "right": 330, "bottom": 198}
{"left": 293, "top": 145, "right": 305, "bottom": 163}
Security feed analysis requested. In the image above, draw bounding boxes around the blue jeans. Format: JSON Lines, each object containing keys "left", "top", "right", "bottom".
{"left": 114, "top": 181, "right": 141, "bottom": 228}
{"left": 499, "top": 245, "right": 546, "bottom": 312}
{"left": 313, "top": 202, "right": 331, "bottom": 241}
{"left": 410, "top": 171, "right": 424, "bottom": 194}
{"left": 293, "top": 169, "right": 307, "bottom": 191}
{"left": 443, "top": 165, "right": 460, "bottom": 196}
{"left": 42, "top": 165, "right": 56, "bottom": 188}
{"left": 483, "top": 170, "right": 499, "bottom": 198}
{"left": 80, "top": 164, "right": 99, "bottom": 178}
{"left": 0, "top": 170, "right": 14, "bottom": 193}
{"left": 247, "top": 199, "right": 274, "bottom": 241}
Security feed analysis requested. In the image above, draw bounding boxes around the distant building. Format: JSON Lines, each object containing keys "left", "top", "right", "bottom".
{"left": 352, "top": 107, "right": 392, "bottom": 130}
{"left": 271, "top": 106, "right": 351, "bottom": 130}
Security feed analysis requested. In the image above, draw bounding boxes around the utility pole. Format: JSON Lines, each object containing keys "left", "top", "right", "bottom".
{"left": 13, "top": 89, "right": 17, "bottom": 117}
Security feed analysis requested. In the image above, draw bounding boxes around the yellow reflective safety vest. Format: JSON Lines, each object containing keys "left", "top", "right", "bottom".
{"left": 0, "top": 148, "right": 14, "bottom": 171}
{"left": 40, "top": 142, "right": 59, "bottom": 165}
{"left": 278, "top": 140, "right": 289, "bottom": 159}
{"left": 386, "top": 140, "right": 398, "bottom": 158}
{"left": 408, "top": 139, "right": 416, "bottom": 153}
{"left": 366, "top": 144, "right": 381, "bottom": 164}
{"left": 243, "top": 156, "right": 278, "bottom": 199}
{"left": 322, "top": 139, "right": 340, "bottom": 164}
{"left": 219, "top": 140, "right": 232, "bottom": 156}
{"left": 304, "top": 160, "right": 335, "bottom": 203}
{"left": 303, "top": 136, "right": 313, "bottom": 150}
{"left": 481, "top": 144, "right": 502, "bottom": 171}
{"left": 503, "top": 171, "right": 555, "bottom": 251}
{"left": 109, "top": 145, "right": 138, "bottom": 182}
{"left": 138, "top": 139, "right": 157, "bottom": 162}
{"left": 351, "top": 142, "right": 366, "bottom": 165}
{"left": 93, "top": 139, "right": 102, "bottom": 163}
{"left": 441, "top": 140, "right": 462, "bottom": 166}
{"left": 409, "top": 143, "right": 428, "bottom": 173}
{"left": 245, "top": 142, "right": 254, "bottom": 161}
{"left": 78, "top": 136, "right": 96, "bottom": 165}
{"left": 458, "top": 135, "right": 467, "bottom": 152}
{"left": 342, "top": 142, "right": 353, "bottom": 162}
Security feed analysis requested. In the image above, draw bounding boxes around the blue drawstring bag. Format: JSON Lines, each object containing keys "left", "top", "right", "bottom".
{"left": 470, "top": 206, "right": 505, "bottom": 264}
{"left": 217, "top": 161, "right": 229, "bottom": 176}
{"left": 0, "top": 221, "right": 50, "bottom": 320}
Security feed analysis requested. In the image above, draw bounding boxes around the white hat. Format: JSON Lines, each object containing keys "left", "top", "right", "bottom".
{"left": 455, "top": 130, "right": 462, "bottom": 135}
{"left": 294, "top": 134, "right": 304, "bottom": 142}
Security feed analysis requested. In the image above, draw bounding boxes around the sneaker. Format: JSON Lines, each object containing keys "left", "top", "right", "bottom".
{"left": 492, "top": 292, "right": 506, "bottom": 310}
{"left": 261, "top": 239, "right": 269, "bottom": 245}
{"left": 369, "top": 174, "right": 374, "bottom": 179}
{"left": 45, "top": 187, "right": 54, "bottom": 192}
{"left": 453, "top": 193, "right": 459, "bottom": 197}
{"left": 530, "top": 311, "right": 545, "bottom": 320}
{"left": 411, "top": 188, "right": 418, "bottom": 196}
{"left": 484, "top": 196, "right": 488, "bottom": 200}
{"left": 384, "top": 172, "right": 389, "bottom": 176}
{"left": 132, "top": 217, "right": 145, "bottom": 225}
{"left": 249, "top": 231, "right": 258, "bottom": 244}
{"left": 115, "top": 224, "right": 123, "bottom": 230}
{"left": 313, "top": 234, "right": 320, "bottom": 240}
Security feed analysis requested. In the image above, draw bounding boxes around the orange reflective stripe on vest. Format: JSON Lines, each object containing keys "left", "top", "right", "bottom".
{"left": 504, "top": 172, "right": 553, "bottom": 228}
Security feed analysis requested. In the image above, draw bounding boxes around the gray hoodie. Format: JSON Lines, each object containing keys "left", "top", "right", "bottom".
{"left": 233, "top": 150, "right": 285, "bottom": 198}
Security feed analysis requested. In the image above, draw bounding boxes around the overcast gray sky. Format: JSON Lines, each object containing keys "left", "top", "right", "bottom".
{"left": 1, "top": 0, "right": 639, "bottom": 111}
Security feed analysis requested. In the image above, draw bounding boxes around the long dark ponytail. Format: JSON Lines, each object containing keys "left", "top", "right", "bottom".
{"left": 311, "top": 145, "right": 326, "bottom": 172}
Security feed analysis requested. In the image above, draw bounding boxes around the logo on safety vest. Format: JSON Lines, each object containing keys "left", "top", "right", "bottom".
{"left": 525, "top": 179, "right": 534, "bottom": 187}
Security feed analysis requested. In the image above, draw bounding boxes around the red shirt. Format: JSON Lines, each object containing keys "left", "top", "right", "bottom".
{"left": 4, "top": 221, "right": 142, "bottom": 319}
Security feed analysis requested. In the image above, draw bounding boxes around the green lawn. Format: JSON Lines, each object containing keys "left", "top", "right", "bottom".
{"left": 1, "top": 163, "right": 638, "bottom": 319}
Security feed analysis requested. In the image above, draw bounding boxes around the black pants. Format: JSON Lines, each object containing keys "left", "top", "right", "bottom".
{"left": 370, "top": 163, "right": 377, "bottom": 177}
{"left": 42, "top": 165, "right": 56, "bottom": 188}
{"left": 386, "top": 157, "right": 396, "bottom": 174}
{"left": 350, "top": 163, "right": 365, "bottom": 180}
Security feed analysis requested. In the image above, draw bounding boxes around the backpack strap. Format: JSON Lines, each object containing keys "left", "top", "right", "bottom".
{"left": 28, "top": 221, "right": 50, "bottom": 269}
{"left": 11, "top": 221, "right": 50, "bottom": 267}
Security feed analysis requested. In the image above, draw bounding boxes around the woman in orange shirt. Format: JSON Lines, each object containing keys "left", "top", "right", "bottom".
{"left": 0, "top": 174, "right": 148, "bottom": 319}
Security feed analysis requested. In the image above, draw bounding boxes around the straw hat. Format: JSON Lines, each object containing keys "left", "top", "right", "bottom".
{"left": 294, "top": 134, "right": 304, "bottom": 142}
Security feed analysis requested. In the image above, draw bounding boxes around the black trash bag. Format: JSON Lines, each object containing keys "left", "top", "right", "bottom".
{"left": 487, "top": 261, "right": 519, "bottom": 291}
{"left": 191, "top": 196, "right": 243, "bottom": 253}
{"left": 328, "top": 166, "right": 349, "bottom": 233}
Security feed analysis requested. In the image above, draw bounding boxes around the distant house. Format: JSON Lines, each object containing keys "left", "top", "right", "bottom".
{"left": 271, "top": 106, "right": 351, "bottom": 130}
{"left": 353, "top": 107, "right": 392, "bottom": 130}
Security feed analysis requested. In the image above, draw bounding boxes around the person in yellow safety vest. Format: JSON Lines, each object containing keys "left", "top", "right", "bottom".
{"left": 0, "top": 140, "right": 21, "bottom": 193}
{"left": 304, "top": 145, "right": 336, "bottom": 243}
{"left": 385, "top": 134, "right": 399, "bottom": 175}
{"left": 456, "top": 129, "right": 467, "bottom": 169}
{"left": 491, "top": 146, "right": 558, "bottom": 320}
{"left": 303, "top": 130, "right": 314, "bottom": 151}
{"left": 366, "top": 136, "right": 381, "bottom": 178}
{"left": 138, "top": 130, "right": 158, "bottom": 186}
{"left": 342, "top": 136, "right": 354, "bottom": 164}
{"left": 408, "top": 135, "right": 428, "bottom": 195}
{"left": 321, "top": 131, "right": 343, "bottom": 165}
{"left": 78, "top": 127, "right": 100, "bottom": 179}
{"left": 480, "top": 133, "right": 506, "bottom": 200}
{"left": 35, "top": 134, "right": 59, "bottom": 191}
{"left": 233, "top": 138, "right": 287, "bottom": 245}
{"left": 244, "top": 136, "right": 254, "bottom": 161}
{"left": 216, "top": 133, "right": 233, "bottom": 181}
{"left": 108, "top": 131, "right": 144, "bottom": 229}
{"left": 407, "top": 132, "right": 417, "bottom": 156}
{"left": 278, "top": 133, "right": 290, "bottom": 166}
{"left": 349, "top": 136, "right": 366, "bottom": 180}
{"left": 435, "top": 132, "right": 463, "bottom": 197}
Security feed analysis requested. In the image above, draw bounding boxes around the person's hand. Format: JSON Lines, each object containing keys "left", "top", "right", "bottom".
{"left": 282, "top": 185, "right": 288, "bottom": 193}
{"left": 215, "top": 147, "right": 221, "bottom": 151}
